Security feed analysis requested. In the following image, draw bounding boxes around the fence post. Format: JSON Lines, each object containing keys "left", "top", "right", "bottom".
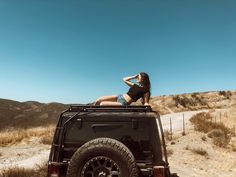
{"left": 224, "top": 111, "right": 227, "bottom": 119}
{"left": 170, "top": 117, "right": 172, "bottom": 140}
{"left": 182, "top": 113, "right": 186, "bottom": 136}
{"left": 220, "top": 112, "right": 222, "bottom": 123}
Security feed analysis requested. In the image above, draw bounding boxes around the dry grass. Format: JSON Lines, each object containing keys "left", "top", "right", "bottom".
{"left": 184, "top": 145, "right": 208, "bottom": 156}
{"left": 164, "top": 130, "right": 173, "bottom": 141}
{"left": 173, "top": 94, "right": 209, "bottom": 110}
{"left": 40, "top": 135, "right": 53, "bottom": 145}
{"left": 0, "top": 163, "right": 47, "bottom": 177}
{"left": 190, "top": 112, "right": 232, "bottom": 147}
{"left": 191, "top": 147, "right": 208, "bottom": 156}
{"left": 219, "top": 91, "right": 232, "bottom": 99}
{"left": 0, "top": 168, "right": 36, "bottom": 177}
{"left": 212, "top": 136, "right": 230, "bottom": 147}
{"left": 166, "top": 148, "right": 174, "bottom": 157}
{"left": 208, "top": 129, "right": 225, "bottom": 138}
{"left": 184, "top": 145, "right": 190, "bottom": 150}
{"left": 232, "top": 145, "right": 236, "bottom": 152}
{"left": 201, "top": 135, "right": 207, "bottom": 141}
{"left": 0, "top": 126, "right": 55, "bottom": 147}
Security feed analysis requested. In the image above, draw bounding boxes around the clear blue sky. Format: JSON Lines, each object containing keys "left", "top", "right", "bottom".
{"left": 0, "top": 0, "right": 235, "bottom": 104}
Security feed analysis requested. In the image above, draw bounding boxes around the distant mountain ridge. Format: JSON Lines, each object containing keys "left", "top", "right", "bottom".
{"left": 0, "top": 98, "right": 68, "bottom": 130}
{"left": 0, "top": 90, "right": 235, "bottom": 129}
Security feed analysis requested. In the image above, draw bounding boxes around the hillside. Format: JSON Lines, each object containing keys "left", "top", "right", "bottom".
{"left": 150, "top": 90, "right": 236, "bottom": 114}
{"left": 0, "top": 90, "right": 235, "bottom": 129}
{"left": 0, "top": 98, "right": 68, "bottom": 130}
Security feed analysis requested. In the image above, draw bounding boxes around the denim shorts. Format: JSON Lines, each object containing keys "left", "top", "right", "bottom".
{"left": 117, "top": 94, "right": 128, "bottom": 105}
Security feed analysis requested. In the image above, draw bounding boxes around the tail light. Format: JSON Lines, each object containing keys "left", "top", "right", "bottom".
{"left": 153, "top": 166, "right": 165, "bottom": 177}
{"left": 48, "top": 162, "right": 60, "bottom": 177}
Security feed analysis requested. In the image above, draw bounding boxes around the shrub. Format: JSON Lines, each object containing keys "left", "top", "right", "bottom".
{"left": 219, "top": 91, "right": 232, "bottom": 99}
{"left": 213, "top": 136, "right": 229, "bottom": 147}
{"left": 173, "top": 95, "right": 196, "bottom": 108}
{"left": 190, "top": 112, "right": 212, "bottom": 133}
{"left": 232, "top": 145, "right": 236, "bottom": 152}
{"left": 201, "top": 135, "right": 207, "bottom": 141}
{"left": 166, "top": 148, "right": 174, "bottom": 157}
{"left": 208, "top": 129, "right": 231, "bottom": 147}
{"left": 190, "top": 112, "right": 232, "bottom": 148}
{"left": 164, "top": 130, "right": 172, "bottom": 141}
{"left": 190, "top": 113, "right": 230, "bottom": 134}
{"left": 40, "top": 135, "right": 53, "bottom": 145}
{"left": 173, "top": 94, "right": 208, "bottom": 109}
{"left": 185, "top": 145, "right": 190, "bottom": 150}
{"left": 191, "top": 147, "right": 208, "bottom": 156}
{"left": 208, "top": 129, "right": 224, "bottom": 138}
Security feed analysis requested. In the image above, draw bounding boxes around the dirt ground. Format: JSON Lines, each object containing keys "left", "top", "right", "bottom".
{"left": 167, "top": 130, "right": 236, "bottom": 177}
{"left": 162, "top": 109, "right": 236, "bottom": 177}
{"left": 0, "top": 137, "right": 50, "bottom": 170}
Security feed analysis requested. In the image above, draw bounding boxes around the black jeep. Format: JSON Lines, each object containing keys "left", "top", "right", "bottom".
{"left": 47, "top": 105, "right": 177, "bottom": 177}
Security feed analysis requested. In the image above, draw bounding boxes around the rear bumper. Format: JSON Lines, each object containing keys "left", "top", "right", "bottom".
{"left": 47, "top": 161, "right": 176, "bottom": 177}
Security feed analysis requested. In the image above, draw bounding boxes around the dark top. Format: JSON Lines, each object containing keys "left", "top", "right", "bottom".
{"left": 127, "top": 84, "right": 148, "bottom": 101}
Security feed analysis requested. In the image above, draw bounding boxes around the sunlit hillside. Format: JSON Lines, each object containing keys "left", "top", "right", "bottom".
{"left": 0, "top": 98, "right": 68, "bottom": 130}
{"left": 150, "top": 90, "right": 236, "bottom": 114}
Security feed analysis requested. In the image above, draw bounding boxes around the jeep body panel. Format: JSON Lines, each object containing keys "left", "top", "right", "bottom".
{"left": 47, "top": 105, "right": 171, "bottom": 177}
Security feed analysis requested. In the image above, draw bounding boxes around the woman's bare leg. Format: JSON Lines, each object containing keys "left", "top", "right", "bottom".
{"left": 94, "top": 95, "right": 118, "bottom": 105}
{"left": 100, "top": 101, "right": 122, "bottom": 106}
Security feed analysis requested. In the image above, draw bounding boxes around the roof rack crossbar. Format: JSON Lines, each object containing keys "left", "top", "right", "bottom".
{"left": 68, "top": 105, "right": 152, "bottom": 112}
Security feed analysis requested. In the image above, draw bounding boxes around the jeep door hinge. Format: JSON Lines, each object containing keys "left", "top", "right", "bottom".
{"left": 132, "top": 119, "right": 138, "bottom": 129}
{"left": 77, "top": 118, "right": 82, "bottom": 129}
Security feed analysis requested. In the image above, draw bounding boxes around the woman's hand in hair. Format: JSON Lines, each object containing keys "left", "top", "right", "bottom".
{"left": 130, "top": 74, "right": 139, "bottom": 79}
{"left": 123, "top": 75, "right": 137, "bottom": 87}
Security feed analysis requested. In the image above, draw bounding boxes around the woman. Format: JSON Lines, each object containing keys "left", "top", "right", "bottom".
{"left": 95, "top": 72, "right": 151, "bottom": 106}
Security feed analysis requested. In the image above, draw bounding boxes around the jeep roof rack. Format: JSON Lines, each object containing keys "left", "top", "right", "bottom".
{"left": 68, "top": 105, "right": 153, "bottom": 112}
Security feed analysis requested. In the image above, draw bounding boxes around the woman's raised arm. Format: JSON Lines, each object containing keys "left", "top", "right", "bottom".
{"left": 123, "top": 75, "right": 137, "bottom": 87}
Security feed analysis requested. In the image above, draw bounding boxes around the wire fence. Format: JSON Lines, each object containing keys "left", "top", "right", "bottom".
{"left": 165, "top": 111, "right": 235, "bottom": 141}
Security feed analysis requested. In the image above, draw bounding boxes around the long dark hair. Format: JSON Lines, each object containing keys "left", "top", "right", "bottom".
{"left": 140, "top": 72, "right": 151, "bottom": 95}
{"left": 139, "top": 72, "right": 151, "bottom": 104}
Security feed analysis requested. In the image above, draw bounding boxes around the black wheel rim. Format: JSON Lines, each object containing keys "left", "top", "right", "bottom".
{"left": 81, "top": 156, "right": 121, "bottom": 177}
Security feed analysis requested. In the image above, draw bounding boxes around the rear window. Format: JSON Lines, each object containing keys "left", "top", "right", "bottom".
{"left": 63, "top": 113, "right": 154, "bottom": 161}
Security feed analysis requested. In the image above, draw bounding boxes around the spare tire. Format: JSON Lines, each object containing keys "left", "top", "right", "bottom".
{"left": 66, "top": 138, "right": 138, "bottom": 177}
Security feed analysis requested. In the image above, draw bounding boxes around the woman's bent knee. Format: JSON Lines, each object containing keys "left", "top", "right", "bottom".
{"left": 94, "top": 98, "right": 102, "bottom": 105}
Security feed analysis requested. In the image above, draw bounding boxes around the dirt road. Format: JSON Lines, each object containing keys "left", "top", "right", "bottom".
{"left": 0, "top": 138, "right": 50, "bottom": 170}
